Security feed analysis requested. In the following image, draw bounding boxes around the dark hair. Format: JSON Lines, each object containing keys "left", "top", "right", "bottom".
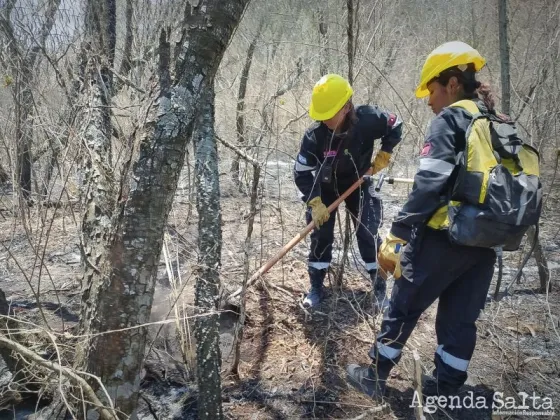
{"left": 335, "top": 101, "right": 358, "bottom": 133}
{"left": 433, "top": 64, "right": 509, "bottom": 120}
{"left": 346, "top": 101, "right": 358, "bottom": 125}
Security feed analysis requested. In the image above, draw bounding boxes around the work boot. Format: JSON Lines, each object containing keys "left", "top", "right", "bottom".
{"left": 370, "top": 271, "right": 388, "bottom": 313}
{"left": 422, "top": 374, "right": 461, "bottom": 397}
{"left": 346, "top": 363, "right": 390, "bottom": 399}
{"left": 302, "top": 267, "right": 326, "bottom": 308}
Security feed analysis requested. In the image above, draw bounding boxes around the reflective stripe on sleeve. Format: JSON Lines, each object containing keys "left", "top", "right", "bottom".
{"left": 418, "top": 158, "right": 455, "bottom": 176}
{"left": 295, "top": 161, "right": 315, "bottom": 172}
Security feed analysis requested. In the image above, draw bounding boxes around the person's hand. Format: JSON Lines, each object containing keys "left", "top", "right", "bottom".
{"left": 378, "top": 233, "right": 407, "bottom": 279}
{"left": 307, "top": 197, "right": 329, "bottom": 228}
{"left": 371, "top": 151, "right": 392, "bottom": 174}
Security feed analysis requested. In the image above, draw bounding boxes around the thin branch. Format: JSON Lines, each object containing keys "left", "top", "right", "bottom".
{"left": 0, "top": 336, "right": 119, "bottom": 420}
{"left": 216, "top": 134, "right": 260, "bottom": 168}
{"left": 109, "top": 67, "right": 146, "bottom": 94}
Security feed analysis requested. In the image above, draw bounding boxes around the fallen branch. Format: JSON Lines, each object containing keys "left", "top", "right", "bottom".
{"left": 0, "top": 336, "right": 119, "bottom": 420}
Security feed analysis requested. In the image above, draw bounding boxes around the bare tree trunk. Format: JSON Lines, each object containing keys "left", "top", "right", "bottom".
{"left": 0, "top": 0, "right": 62, "bottom": 203}
{"left": 231, "top": 21, "right": 262, "bottom": 188}
{"left": 346, "top": 0, "right": 354, "bottom": 84}
{"left": 528, "top": 227, "right": 551, "bottom": 293}
{"left": 497, "top": 0, "right": 549, "bottom": 296}
{"left": 318, "top": 5, "right": 328, "bottom": 75}
{"left": 118, "top": 0, "right": 134, "bottom": 84}
{"left": 336, "top": 0, "right": 356, "bottom": 287}
{"left": 77, "top": 0, "right": 117, "bottom": 368}
{"left": 231, "top": 161, "right": 260, "bottom": 376}
{"left": 193, "top": 83, "right": 224, "bottom": 420}
{"left": 470, "top": 0, "right": 477, "bottom": 48}
{"left": 15, "top": 86, "right": 33, "bottom": 201}
{"left": 499, "top": 0, "right": 511, "bottom": 115}
{"left": 0, "top": 163, "right": 8, "bottom": 183}
{"left": 63, "top": 1, "right": 248, "bottom": 418}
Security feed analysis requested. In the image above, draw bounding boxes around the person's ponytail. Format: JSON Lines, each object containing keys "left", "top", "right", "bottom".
{"left": 476, "top": 82, "right": 511, "bottom": 121}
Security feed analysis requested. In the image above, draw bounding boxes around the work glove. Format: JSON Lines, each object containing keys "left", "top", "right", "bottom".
{"left": 307, "top": 196, "right": 330, "bottom": 228}
{"left": 378, "top": 233, "right": 407, "bottom": 279}
{"left": 371, "top": 150, "right": 392, "bottom": 174}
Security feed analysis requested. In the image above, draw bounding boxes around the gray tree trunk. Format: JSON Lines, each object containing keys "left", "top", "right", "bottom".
{"left": 499, "top": 0, "right": 511, "bottom": 115}
{"left": 15, "top": 87, "right": 33, "bottom": 201}
{"left": 346, "top": 0, "right": 354, "bottom": 84}
{"left": 336, "top": 0, "right": 356, "bottom": 287}
{"left": 68, "top": 1, "right": 249, "bottom": 418}
{"left": 497, "top": 0, "right": 549, "bottom": 295}
{"left": 117, "top": 0, "right": 134, "bottom": 84}
{"left": 526, "top": 226, "right": 551, "bottom": 292}
{"left": 318, "top": 5, "right": 328, "bottom": 75}
{"left": 193, "top": 83, "right": 224, "bottom": 420}
{"left": 231, "top": 21, "right": 262, "bottom": 188}
{"left": 76, "top": 0, "right": 117, "bottom": 379}
{"left": 0, "top": 0, "right": 62, "bottom": 203}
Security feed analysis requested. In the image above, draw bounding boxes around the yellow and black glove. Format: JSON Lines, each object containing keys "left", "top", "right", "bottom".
{"left": 378, "top": 233, "right": 407, "bottom": 279}
{"left": 371, "top": 150, "right": 392, "bottom": 174}
{"left": 307, "top": 196, "right": 329, "bottom": 228}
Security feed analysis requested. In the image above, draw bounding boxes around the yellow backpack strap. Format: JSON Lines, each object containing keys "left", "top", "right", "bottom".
{"left": 449, "top": 99, "right": 480, "bottom": 115}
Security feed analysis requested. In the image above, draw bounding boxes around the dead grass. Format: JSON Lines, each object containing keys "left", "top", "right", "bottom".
{"left": 0, "top": 168, "right": 559, "bottom": 419}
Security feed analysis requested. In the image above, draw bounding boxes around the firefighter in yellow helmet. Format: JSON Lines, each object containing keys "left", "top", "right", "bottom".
{"left": 294, "top": 74, "right": 403, "bottom": 309}
{"left": 347, "top": 41, "right": 503, "bottom": 399}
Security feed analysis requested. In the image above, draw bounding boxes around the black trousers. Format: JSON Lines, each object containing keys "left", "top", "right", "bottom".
{"left": 306, "top": 178, "right": 382, "bottom": 274}
{"left": 369, "top": 228, "right": 496, "bottom": 388}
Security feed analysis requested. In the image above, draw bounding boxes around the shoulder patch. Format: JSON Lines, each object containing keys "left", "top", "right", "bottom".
{"left": 420, "top": 142, "right": 431, "bottom": 156}
{"left": 387, "top": 113, "right": 397, "bottom": 127}
{"left": 297, "top": 154, "right": 308, "bottom": 165}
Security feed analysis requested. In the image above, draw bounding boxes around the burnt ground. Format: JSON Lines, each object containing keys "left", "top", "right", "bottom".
{"left": 0, "top": 162, "right": 559, "bottom": 419}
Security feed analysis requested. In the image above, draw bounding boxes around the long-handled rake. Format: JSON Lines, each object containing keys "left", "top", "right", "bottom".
{"left": 226, "top": 174, "right": 414, "bottom": 302}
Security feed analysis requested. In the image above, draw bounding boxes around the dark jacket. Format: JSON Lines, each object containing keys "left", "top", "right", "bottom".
{"left": 294, "top": 105, "right": 403, "bottom": 202}
{"left": 390, "top": 103, "right": 477, "bottom": 242}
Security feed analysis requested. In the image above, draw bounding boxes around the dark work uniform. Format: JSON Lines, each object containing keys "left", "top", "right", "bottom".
{"left": 370, "top": 100, "right": 497, "bottom": 389}
{"left": 294, "top": 105, "right": 402, "bottom": 289}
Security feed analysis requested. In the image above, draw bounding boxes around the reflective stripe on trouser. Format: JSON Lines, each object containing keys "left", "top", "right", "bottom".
{"left": 368, "top": 228, "right": 496, "bottom": 388}
{"left": 306, "top": 179, "right": 382, "bottom": 283}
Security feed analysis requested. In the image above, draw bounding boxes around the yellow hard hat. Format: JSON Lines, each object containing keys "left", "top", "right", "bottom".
{"left": 309, "top": 74, "right": 353, "bottom": 121}
{"left": 415, "top": 41, "right": 486, "bottom": 98}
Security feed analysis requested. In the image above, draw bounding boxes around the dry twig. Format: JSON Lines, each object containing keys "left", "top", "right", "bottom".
{"left": 0, "top": 335, "right": 119, "bottom": 420}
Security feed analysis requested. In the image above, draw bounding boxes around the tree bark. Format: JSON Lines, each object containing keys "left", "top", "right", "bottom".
{"left": 231, "top": 161, "right": 260, "bottom": 377}
{"left": 0, "top": 0, "right": 62, "bottom": 203}
{"left": 0, "top": 288, "right": 23, "bottom": 383}
{"left": 497, "top": 0, "right": 549, "bottom": 295}
{"left": 69, "top": 1, "right": 249, "bottom": 418}
{"left": 499, "top": 0, "right": 511, "bottom": 115}
{"left": 193, "top": 83, "right": 224, "bottom": 420}
{"left": 337, "top": 0, "right": 356, "bottom": 287}
{"left": 318, "top": 5, "right": 328, "bottom": 75}
{"left": 231, "top": 21, "right": 262, "bottom": 188}
{"left": 527, "top": 226, "right": 551, "bottom": 293}
{"left": 346, "top": 0, "right": 355, "bottom": 84}
{"left": 15, "top": 87, "right": 33, "bottom": 201}
{"left": 76, "top": 0, "right": 117, "bottom": 379}
{"left": 117, "top": 0, "right": 135, "bottom": 85}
